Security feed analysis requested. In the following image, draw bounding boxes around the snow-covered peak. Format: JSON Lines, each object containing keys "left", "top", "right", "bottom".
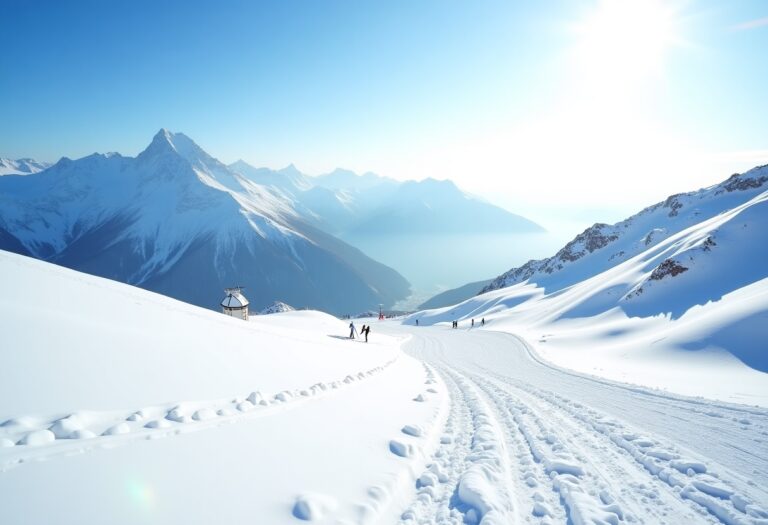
{"left": 138, "top": 129, "right": 212, "bottom": 165}
{"left": 259, "top": 301, "right": 296, "bottom": 314}
{"left": 0, "top": 157, "right": 51, "bottom": 176}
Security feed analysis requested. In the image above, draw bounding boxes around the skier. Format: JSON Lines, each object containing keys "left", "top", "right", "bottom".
{"left": 349, "top": 321, "right": 357, "bottom": 339}
{"left": 481, "top": 318, "right": 485, "bottom": 326}
{"left": 364, "top": 325, "right": 370, "bottom": 343}
{"left": 416, "top": 319, "right": 419, "bottom": 326}
{"left": 471, "top": 319, "right": 475, "bottom": 328}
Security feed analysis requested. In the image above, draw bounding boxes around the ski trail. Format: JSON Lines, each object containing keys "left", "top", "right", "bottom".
{"left": 399, "top": 361, "right": 516, "bottom": 524}
{"left": 391, "top": 326, "right": 768, "bottom": 525}
{"left": 477, "top": 372, "right": 711, "bottom": 524}
{"left": 495, "top": 373, "right": 768, "bottom": 525}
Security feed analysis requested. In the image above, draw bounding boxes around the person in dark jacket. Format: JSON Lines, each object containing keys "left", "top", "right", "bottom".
{"left": 364, "top": 325, "right": 370, "bottom": 342}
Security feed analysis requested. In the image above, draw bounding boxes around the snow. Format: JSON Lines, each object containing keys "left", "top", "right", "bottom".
{"left": 0, "top": 250, "right": 444, "bottom": 524}
{"left": 260, "top": 301, "right": 296, "bottom": 315}
{"left": 0, "top": 157, "right": 51, "bottom": 176}
{"left": 411, "top": 176, "right": 768, "bottom": 406}
{"left": 1, "top": 249, "right": 766, "bottom": 524}
{"left": 385, "top": 323, "right": 768, "bottom": 525}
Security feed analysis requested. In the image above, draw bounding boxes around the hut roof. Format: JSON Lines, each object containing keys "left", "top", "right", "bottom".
{"left": 221, "top": 289, "right": 249, "bottom": 308}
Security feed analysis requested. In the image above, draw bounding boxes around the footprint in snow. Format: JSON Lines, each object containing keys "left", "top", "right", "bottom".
{"left": 402, "top": 424, "right": 423, "bottom": 437}
{"left": 413, "top": 394, "right": 427, "bottom": 402}
{"left": 49, "top": 414, "right": 87, "bottom": 439}
{"left": 103, "top": 423, "right": 130, "bottom": 436}
{"left": 19, "top": 429, "right": 55, "bottom": 446}
{"left": 236, "top": 401, "right": 255, "bottom": 412}
{"left": 292, "top": 493, "right": 338, "bottom": 521}
{"left": 389, "top": 439, "right": 414, "bottom": 458}
{"left": 192, "top": 408, "right": 216, "bottom": 421}
{"left": 145, "top": 419, "right": 171, "bottom": 429}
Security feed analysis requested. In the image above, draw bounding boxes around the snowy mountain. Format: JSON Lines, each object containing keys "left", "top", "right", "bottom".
{"left": 412, "top": 165, "right": 768, "bottom": 401}
{"left": 0, "top": 157, "right": 51, "bottom": 176}
{"left": 0, "top": 130, "right": 410, "bottom": 314}
{"left": 259, "top": 301, "right": 295, "bottom": 314}
{"left": 483, "top": 165, "right": 768, "bottom": 295}
{"left": 229, "top": 161, "right": 543, "bottom": 236}
{"left": 229, "top": 161, "right": 370, "bottom": 234}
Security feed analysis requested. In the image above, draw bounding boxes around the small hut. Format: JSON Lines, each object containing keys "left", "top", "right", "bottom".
{"left": 221, "top": 287, "right": 249, "bottom": 320}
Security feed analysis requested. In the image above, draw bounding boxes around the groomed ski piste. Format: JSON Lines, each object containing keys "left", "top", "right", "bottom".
{"left": 1, "top": 247, "right": 767, "bottom": 524}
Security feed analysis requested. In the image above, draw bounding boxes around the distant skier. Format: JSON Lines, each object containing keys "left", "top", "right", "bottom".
{"left": 416, "top": 319, "right": 419, "bottom": 326}
{"left": 349, "top": 321, "right": 357, "bottom": 339}
{"left": 471, "top": 319, "right": 475, "bottom": 328}
{"left": 481, "top": 318, "right": 485, "bottom": 326}
{"left": 363, "top": 325, "right": 370, "bottom": 343}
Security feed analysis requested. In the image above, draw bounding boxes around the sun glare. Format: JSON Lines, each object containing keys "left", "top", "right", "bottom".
{"left": 573, "top": 0, "right": 680, "bottom": 86}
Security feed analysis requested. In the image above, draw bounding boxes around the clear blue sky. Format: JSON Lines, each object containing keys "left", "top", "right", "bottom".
{"left": 2, "top": 0, "right": 767, "bottom": 226}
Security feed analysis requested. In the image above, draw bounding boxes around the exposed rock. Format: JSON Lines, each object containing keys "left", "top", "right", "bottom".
{"left": 649, "top": 259, "right": 689, "bottom": 281}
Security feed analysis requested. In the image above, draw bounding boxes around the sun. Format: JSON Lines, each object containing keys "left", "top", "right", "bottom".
{"left": 572, "top": 0, "right": 681, "bottom": 86}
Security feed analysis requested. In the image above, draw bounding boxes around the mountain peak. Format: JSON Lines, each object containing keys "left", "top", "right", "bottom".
{"left": 139, "top": 129, "right": 209, "bottom": 164}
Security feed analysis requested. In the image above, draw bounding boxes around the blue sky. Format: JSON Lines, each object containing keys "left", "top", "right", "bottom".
{"left": 2, "top": 0, "right": 767, "bottom": 226}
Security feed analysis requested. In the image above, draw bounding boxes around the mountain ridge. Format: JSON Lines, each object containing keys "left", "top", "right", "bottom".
{"left": 0, "top": 130, "right": 410, "bottom": 314}
{"left": 482, "top": 165, "right": 768, "bottom": 295}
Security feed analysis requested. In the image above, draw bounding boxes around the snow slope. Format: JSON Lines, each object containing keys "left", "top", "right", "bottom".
{"left": 483, "top": 165, "right": 768, "bottom": 295}
{"left": 0, "top": 130, "right": 410, "bottom": 314}
{"left": 411, "top": 167, "right": 768, "bottom": 405}
{"left": 2, "top": 251, "right": 766, "bottom": 525}
{"left": 0, "top": 157, "right": 51, "bottom": 176}
{"left": 0, "top": 250, "right": 445, "bottom": 524}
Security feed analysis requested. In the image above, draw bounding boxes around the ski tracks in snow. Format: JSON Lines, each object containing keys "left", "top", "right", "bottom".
{"left": 396, "top": 328, "right": 768, "bottom": 525}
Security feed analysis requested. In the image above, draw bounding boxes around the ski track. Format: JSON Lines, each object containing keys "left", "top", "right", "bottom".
{"left": 392, "top": 326, "right": 768, "bottom": 525}
{"left": 0, "top": 357, "right": 399, "bottom": 472}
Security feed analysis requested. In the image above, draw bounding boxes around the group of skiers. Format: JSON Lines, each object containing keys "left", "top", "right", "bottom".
{"left": 348, "top": 316, "right": 486, "bottom": 340}
{"left": 348, "top": 321, "right": 371, "bottom": 342}
{"left": 451, "top": 318, "right": 485, "bottom": 329}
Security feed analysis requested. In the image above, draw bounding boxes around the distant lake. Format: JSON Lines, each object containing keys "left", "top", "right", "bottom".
{"left": 341, "top": 231, "right": 573, "bottom": 310}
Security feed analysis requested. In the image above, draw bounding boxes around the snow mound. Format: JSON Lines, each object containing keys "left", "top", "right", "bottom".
{"left": 259, "top": 301, "right": 295, "bottom": 315}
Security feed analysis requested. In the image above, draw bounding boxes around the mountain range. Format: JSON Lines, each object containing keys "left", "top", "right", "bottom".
{"left": 0, "top": 130, "right": 409, "bottom": 314}
{"left": 0, "top": 158, "right": 51, "bottom": 176}
{"left": 228, "top": 161, "right": 543, "bottom": 236}
{"left": 0, "top": 129, "right": 540, "bottom": 314}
